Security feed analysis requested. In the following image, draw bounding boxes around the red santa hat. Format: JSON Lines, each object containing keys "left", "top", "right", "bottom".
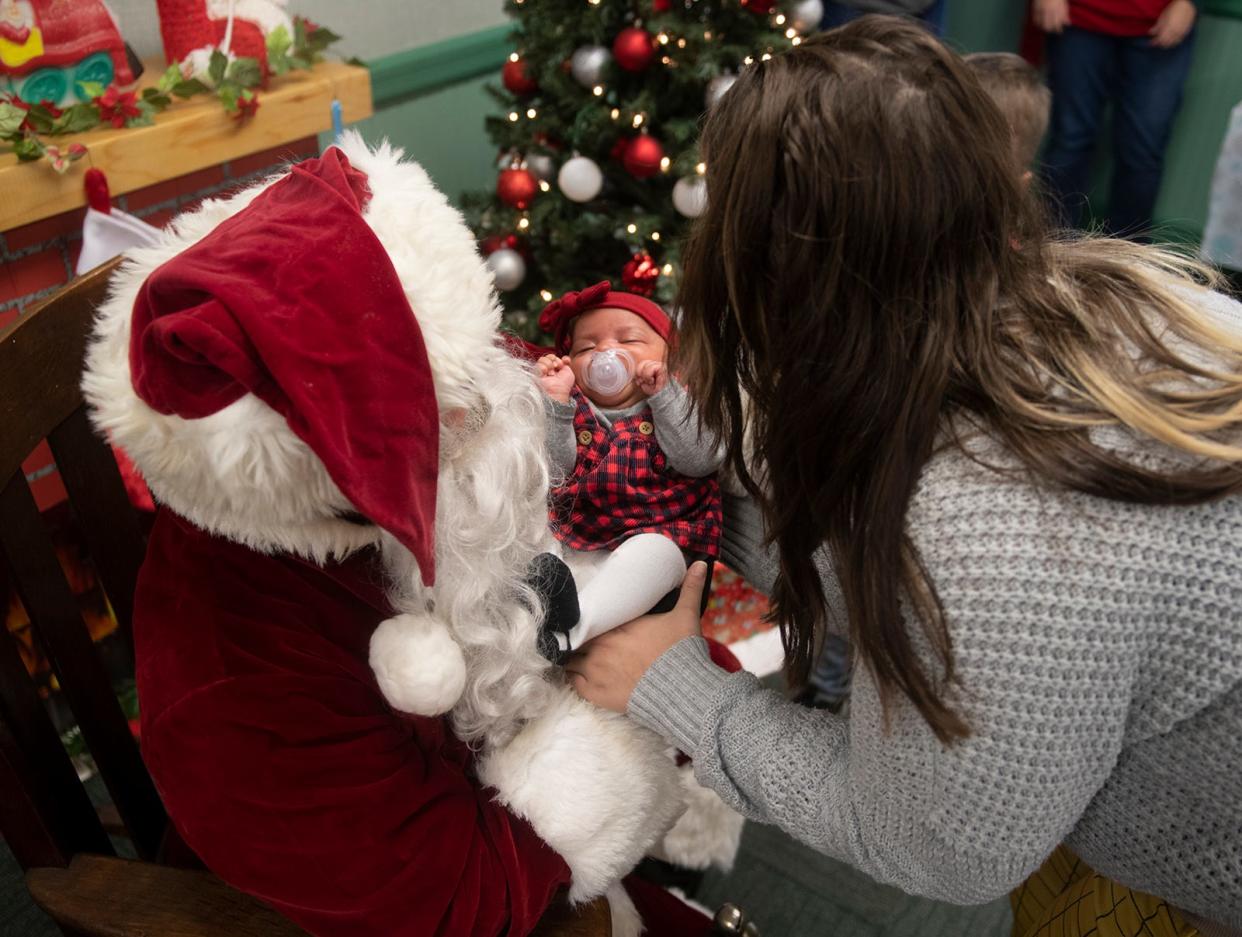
{"left": 127, "top": 148, "right": 439, "bottom": 586}
{"left": 538, "top": 280, "right": 671, "bottom": 355}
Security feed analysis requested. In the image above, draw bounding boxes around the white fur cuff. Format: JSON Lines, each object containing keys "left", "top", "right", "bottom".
{"left": 477, "top": 692, "right": 684, "bottom": 903}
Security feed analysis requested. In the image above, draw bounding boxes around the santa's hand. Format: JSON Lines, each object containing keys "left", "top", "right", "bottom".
{"left": 537, "top": 354, "right": 575, "bottom": 403}
{"left": 635, "top": 359, "right": 668, "bottom": 396}
{"left": 567, "top": 561, "right": 707, "bottom": 713}
{"left": 477, "top": 692, "right": 683, "bottom": 903}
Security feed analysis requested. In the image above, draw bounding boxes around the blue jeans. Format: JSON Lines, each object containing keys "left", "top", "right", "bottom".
{"left": 820, "top": 0, "right": 947, "bottom": 35}
{"left": 1042, "top": 26, "right": 1196, "bottom": 237}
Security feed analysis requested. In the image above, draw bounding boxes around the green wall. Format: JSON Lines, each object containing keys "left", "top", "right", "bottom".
{"left": 350, "top": 77, "right": 498, "bottom": 203}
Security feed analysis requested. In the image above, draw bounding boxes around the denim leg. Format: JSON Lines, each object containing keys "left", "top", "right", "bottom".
{"left": 1041, "top": 28, "right": 1120, "bottom": 229}
{"left": 920, "top": 0, "right": 948, "bottom": 36}
{"left": 821, "top": 2, "right": 865, "bottom": 29}
{"left": 1108, "top": 31, "right": 1197, "bottom": 238}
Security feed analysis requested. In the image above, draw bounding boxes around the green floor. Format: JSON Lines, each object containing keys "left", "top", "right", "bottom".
{"left": 700, "top": 821, "right": 1012, "bottom": 937}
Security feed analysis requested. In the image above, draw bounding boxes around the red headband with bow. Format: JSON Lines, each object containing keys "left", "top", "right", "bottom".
{"left": 538, "top": 280, "right": 671, "bottom": 354}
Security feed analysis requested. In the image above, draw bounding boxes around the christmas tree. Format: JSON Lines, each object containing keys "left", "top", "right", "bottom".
{"left": 462, "top": 0, "right": 825, "bottom": 340}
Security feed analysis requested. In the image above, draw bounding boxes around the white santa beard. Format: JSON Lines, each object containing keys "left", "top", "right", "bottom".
{"left": 383, "top": 352, "right": 559, "bottom": 749}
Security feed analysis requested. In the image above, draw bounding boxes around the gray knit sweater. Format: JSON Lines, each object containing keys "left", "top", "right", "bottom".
{"left": 628, "top": 292, "right": 1242, "bottom": 927}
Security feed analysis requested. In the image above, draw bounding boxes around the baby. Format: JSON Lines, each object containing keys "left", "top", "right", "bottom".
{"left": 535, "top": 281, "right": 722, "bottom": 656}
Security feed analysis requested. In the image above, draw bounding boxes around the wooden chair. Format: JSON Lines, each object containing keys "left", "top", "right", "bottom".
{"left": 0, "top": 259, "right": 609, "bottom": 936}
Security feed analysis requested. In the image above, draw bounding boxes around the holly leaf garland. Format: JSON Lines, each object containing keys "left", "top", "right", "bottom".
{"left": 1, "top": 15, "right": 341, "bottom": 172}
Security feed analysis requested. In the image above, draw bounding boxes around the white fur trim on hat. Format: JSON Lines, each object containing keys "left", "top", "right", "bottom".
{"left": 82, "top": 134, "right": 500, "bottom": 565}
{"left": 369, "top": 612, "right": 467, "bottom": 716}
{"left": 477, "top": 691, "right": 684, "bottom": 903}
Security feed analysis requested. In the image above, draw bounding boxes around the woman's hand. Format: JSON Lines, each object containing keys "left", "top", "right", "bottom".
{"left": 537, "top": 354, "right": 575, "bottom": 403}
{"left": 566, "top": 561, "right": 709, "bottom": 713}
{"left": 1033, "top": 0, "right": 1070, "bottom": 33}
{"left": 1150, "top": 0, "right": 1196, "bottom": 48}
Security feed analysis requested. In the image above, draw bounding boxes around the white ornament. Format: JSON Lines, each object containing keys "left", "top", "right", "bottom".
{"left": 705, "top": 73, "right": 738, "bottom": 109}
{"left": 790, "top": 0, "right": 825, "bottom": 32}
{"left": 487, "top": 248, "right": 527, "bottom": 291}
{"left": 558, "top": 155, "right": 604, "bottom": 203}
{"left": 526, "top": 153, "right": 556, "bottom": 182}
{"left": 571, "top": 45, "right": 611, "bottom": 87}
{"left": 672, "top": 175, "right": 708, "bottom": 219}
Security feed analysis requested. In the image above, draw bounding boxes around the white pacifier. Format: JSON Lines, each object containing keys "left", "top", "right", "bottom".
{"left": 584, "top": 348, "right": 635, "bottom": 396}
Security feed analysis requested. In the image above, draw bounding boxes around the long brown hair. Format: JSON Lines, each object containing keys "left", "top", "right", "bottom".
{"left": 675, "top": 17, "right": 1242, "bottom": 743}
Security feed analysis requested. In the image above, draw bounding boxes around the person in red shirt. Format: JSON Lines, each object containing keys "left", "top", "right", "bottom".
{"left": 1035, "top": 0, "right": 1199, "bottom": 237}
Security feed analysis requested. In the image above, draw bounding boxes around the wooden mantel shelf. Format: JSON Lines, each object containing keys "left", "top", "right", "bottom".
{"left": 0, "top": 60, "right": 372, "bottom": 232}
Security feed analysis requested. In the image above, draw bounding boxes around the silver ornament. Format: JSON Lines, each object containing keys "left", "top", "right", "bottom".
{"left": 570, "top": 45, "right": 611, "bottom": 88}
{"left": 672, "top": 175, "right": 708, "bottom": 218}
{"left": 705, "top": 73, "right": 738, "bottom": 109}
{"left": 558, "top": 155, "right": 604, "bottom": 203}
{"left": 790, "top": 0, "right": 825, "bottom": 32}
{"left": 486, "top": 248, "right": 526, "bottom": 291}
{"left": 526, "top": 153, "right": 556, "bottom": 182}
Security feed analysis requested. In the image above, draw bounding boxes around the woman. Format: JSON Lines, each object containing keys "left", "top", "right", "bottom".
{"left": 566, "top": 18, "right": 1241, "bottom": 937}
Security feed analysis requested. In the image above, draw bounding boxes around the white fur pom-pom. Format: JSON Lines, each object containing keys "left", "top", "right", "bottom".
{"left": 477, "top": 691, "right": 683, "bottom": 903}
{"left": 369, "top": 613, "right": 466, "bottom": 716}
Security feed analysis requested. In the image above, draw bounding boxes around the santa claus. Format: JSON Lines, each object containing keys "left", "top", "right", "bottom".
{"left": 80, "top": 133, "right": 741, "bottom": 936}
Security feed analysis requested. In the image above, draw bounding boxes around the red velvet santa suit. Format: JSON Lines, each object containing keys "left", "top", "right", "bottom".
{"left": 136, "top": 510, "right": 570, "bottom": 936}
{"left": 82, "top": 141, "right": 721, "bottom": 937}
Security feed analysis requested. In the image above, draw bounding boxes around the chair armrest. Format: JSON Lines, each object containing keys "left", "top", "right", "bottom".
{"left": 26, "top": 854, "right": 307, "bottom": 937}
{"left": 28, "top": 854, "right": 612, "bottom": 937}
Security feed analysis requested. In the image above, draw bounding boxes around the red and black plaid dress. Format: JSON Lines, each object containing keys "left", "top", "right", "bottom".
{"left": 550, "top": 391, "right": 722, "bottom": 557}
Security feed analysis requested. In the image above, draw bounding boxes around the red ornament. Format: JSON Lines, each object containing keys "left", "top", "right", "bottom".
{"left": 653, "top": 0, "right": 672, "bottom": 10}
{"left": 740, "top": 0, "right": 778, "bottom": 11}
{"left": 497, "top": 168, "right": 539, "bottom": 210}
{"left": 502, "top": 57, "right": 538, "bottom": 96}
{"left": 481, "top": 233, "right": 528, "bottom": 258}
{"left": 622, "top": 252, "right": 661, "bottom": 297}
{"left": 623, "top": 135, "right": 665, "bottom": 179}
{"left": 613, "top": 27, "right": 655, "bottom": 72}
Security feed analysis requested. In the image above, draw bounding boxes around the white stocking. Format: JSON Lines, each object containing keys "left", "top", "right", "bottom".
{"left": 562, "top": 533, "right": 687, "bottom": 651}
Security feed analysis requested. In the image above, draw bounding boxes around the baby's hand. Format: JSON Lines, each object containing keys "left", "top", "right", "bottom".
{"left": 537, "top": 354, "right": 576, "bottom": 403}
{"left": 635, "top": 359, "right": 668, "bottom": 396}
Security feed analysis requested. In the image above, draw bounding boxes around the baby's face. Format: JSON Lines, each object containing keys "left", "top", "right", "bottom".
{"left": 568, "top": 306, "right": 666, "bottom": 408}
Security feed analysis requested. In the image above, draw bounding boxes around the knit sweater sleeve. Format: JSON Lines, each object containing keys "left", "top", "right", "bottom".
{"left": 648, "top": 381, "right": 725, "bottom": 478}
{"left": 629, "top": 457, "right": 1145, "bottom": 904}
{"left": 543, "top": 396, "right": 578, "bottom": 481}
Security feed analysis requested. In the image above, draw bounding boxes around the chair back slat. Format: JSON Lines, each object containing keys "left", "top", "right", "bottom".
{"left": 0, "top": 470, "right": 166, "bottom": 861}
{"left": 47, "top": 408, "right": 147, "bottom": 648}
{"left": 0, "top": 578, "right": 113, "bottom": 869}
{"left": 0, "top": 261, "right": 114, "bottom": 486}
